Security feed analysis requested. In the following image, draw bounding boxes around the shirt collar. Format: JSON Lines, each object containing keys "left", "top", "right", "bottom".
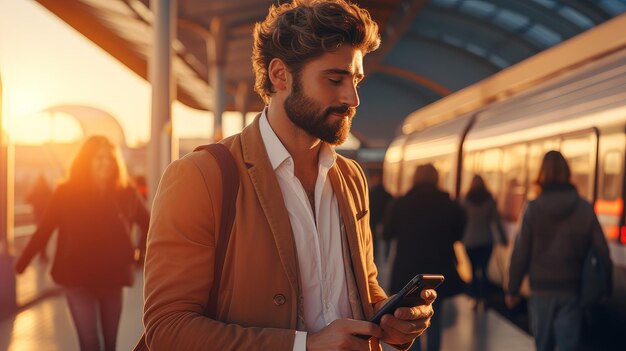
{"left": 259, "top": 108, "right": 337, "bottom": 171}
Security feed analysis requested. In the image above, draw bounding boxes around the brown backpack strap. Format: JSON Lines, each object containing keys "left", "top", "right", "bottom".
{"left": 193, "top": 143, "right": 240, "bottom": 318}
{"left": 133, "top": 144, "right": 239, "bottom": 351}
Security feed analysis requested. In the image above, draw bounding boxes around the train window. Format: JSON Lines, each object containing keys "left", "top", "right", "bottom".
{"left": 601, "top": 151, "right": 622, "bottom": 200}
{"left": 561, "top": 135, "right": 594, "bottom": 201}
{"left": 461, "top": 152, "right": 478, "bottom": 196}
{"left": 500, "top": 145, "right": 527, "bottom": 222}
{"left": 527, "top": 143, "right": 543, "bottom": 199}
{"left": 433, "top": 158, "right": 454, "bottom": 193}
{"left": 477, "top": 149, "right": 502, "bottom": 197}
{"left": 402, "top": 156, "right": 454, "bottom": 195}
{"left": 527, "top": 139, "right": 560, "bottom": 199}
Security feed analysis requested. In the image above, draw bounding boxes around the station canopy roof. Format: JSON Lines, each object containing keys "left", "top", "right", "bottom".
{"left": 35, "top": 0, "right": 626, "bottom": 147}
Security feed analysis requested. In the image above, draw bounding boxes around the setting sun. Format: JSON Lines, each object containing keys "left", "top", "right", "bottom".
{"left": 8, "top": 111, "right": 83, "bottom": 145}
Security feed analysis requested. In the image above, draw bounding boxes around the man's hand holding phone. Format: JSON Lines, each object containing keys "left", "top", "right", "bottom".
{"left": 365, "top": 274, "right": 443, "bottom": 348}
{"left": 376, "top": 288, "right": 437, "bottom": 347}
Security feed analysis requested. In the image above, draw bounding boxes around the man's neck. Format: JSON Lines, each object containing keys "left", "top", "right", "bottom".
{"left": 266, "top": 102, "right": 322, "bottom": 170}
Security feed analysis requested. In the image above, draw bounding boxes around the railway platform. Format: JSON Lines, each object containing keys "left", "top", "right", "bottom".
{"left": 1, "top": 258, "right": 537, "bottom": 351}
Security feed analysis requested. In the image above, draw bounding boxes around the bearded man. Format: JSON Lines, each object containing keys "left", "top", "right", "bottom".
{"left": 142, "top": 1, "right": 436, "bottom": 350}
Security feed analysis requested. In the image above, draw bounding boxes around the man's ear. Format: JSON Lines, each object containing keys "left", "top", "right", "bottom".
{"left": 268, "top": 58, "right": 290, "bottom": 92}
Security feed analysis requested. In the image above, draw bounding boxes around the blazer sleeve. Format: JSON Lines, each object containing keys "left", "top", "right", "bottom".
{"left": 143, "top": 154, "right": 294, "bottom": 351}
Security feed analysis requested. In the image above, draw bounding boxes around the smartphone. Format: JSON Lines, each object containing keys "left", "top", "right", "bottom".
{"left": 369, "top": 274, "right": 444, "bottom": 324}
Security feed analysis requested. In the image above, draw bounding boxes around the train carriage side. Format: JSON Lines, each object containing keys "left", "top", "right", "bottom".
{"left": 384, "top": 46, "right": 626, "bottom": 298}
{"left": 383, "top": 115, "right": 474, "bottom": 198}
{"left": 461, "top": 47, "right": 626, "bottom": 279}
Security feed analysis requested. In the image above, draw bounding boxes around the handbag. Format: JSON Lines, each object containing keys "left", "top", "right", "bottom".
{"left": 132, "top": 143, "right": 240, "bottom": 351}
{"left": 580, "top": 246, "right": 610, "bottom": 307}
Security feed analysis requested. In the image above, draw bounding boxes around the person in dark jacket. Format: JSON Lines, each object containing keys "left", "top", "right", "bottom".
{"left": 384, "top": 163, "right": 466, "bottom": 351}
{"left": 506, "top": 150, "right": 612, "bottom": 351}
{"left": 369, "top": 169, "right": 392, "bottom": 264}
{"left": 15, "top": 135, "right": 150, "bottom": 351}
{"left": 462, "top": 175, "right": 507, "bottom": 310}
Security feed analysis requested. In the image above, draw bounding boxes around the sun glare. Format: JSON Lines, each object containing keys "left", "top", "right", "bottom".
{"left": 7, "top": 111, "right": 83, "bottom": 145}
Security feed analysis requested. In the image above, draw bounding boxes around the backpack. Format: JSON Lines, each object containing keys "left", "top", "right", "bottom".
{"left": 579, "top": 246, "right": 610, "bottom": 307}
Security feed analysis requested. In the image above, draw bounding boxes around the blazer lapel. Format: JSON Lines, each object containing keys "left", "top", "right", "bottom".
{"left": 240, "top": 116, "right": 300, "bottom": 295}
{"left": 329, "top": 164, "right": 373, "bottom": 317}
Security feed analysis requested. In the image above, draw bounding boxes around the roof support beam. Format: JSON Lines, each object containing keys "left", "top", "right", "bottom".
{"left": 366, "top": 0, "right": 427, "bottom": 72}
{"left": 376, "top": 64, "right": 452, "bottom": 97}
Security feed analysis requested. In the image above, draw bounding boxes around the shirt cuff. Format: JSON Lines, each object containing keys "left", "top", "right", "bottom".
{"left": 293, "top": 331, "right": 307, "bottom": 351}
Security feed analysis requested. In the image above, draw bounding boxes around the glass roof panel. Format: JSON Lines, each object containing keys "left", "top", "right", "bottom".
{"left": 492, "top": 9, "right": 530, "bottom": 31}
{"left": 558, "top": 7, "right": 594, "bottom": 29}
{"left": 596, "top": 0, "right": 626, "bottom": 15}
{"left": 488, "top": 54, "right": 509, "bottom": 68}
{"left": 530, "top": 0, "right": 557, "bottom": 9}
{"left": 441, "top": 34, "right": 464, "bottom": 48}
{"left": 524, "top": 23, "right": 562, "bottom": 47}
{"left": 459, "top": 0, "right": 497, "bottom": 18}
{"left": 431, "top": 0, "right": 462, "bottom": 8}
{"left": 466, "top": 43, "right": 486, "bottom": 57}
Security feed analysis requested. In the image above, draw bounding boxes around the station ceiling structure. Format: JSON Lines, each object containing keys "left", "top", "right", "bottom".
{"left": 34, "top": 0, "right": 626, "bottom": 147}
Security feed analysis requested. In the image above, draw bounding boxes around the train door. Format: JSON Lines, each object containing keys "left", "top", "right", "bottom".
{"left": 595, "top": 130, "right": 626, "bottom": 268}
{"left": 596, "top": 149, "right": 623, "bottom": 241}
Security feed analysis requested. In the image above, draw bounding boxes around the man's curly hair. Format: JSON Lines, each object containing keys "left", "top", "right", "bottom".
{"left": 252, "top": 0, "right": 380, "bottom": 104}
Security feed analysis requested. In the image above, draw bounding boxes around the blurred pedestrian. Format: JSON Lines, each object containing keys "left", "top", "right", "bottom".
{"left": 506, "top": 150, "right": 612, "bottom": 351}
{"left": 26, "top": 172, "right": 53, "bottom": 224}
{"left": 15, "top": 135, "right": 150, "bottom": 351}
{"left": 384, "top": 163, "right": 466, "bottom": 351}
{"left": 462, "top": 174, "right": 507, "bottom": 310}
{"left": 369, "top": 168, "right": 392, "bottom": 264}
{"left": 26, "top": 172, "right": 53, "bottom": 262}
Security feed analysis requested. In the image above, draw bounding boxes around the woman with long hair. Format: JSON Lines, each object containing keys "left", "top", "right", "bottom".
{"left": 462, "top": 175, "right": 507, "bottom": 310}
{"left": 506, "top": 150, "right": 612, "bottom": 351}
{"left": 15, "top": 135, "right": 150, "bottom": 351}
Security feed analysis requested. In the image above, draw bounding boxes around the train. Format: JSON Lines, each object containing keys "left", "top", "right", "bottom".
{"left": 382, "top": 13, "right": 626, "bottom": 290}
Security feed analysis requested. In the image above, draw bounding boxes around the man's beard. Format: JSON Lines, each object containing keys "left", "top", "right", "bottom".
{"left": 283, "top": 76, "right": 355, "bottom": 145}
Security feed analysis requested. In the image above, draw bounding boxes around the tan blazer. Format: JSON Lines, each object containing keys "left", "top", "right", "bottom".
{"left": 143, "top": 116, "right": 388, "bottom": 350}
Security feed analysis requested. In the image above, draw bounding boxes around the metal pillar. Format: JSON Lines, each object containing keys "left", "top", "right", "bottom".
{"left": 236, "top": 81, "right": 250, "bottom": 130}
{"left": 148, "top": 0, "right": 177, "bottom": 202}
{"left": 0, "top": 73, "right": 17, "bottom": 318}
{"left": 208, "top": 17, "right": 226, "bottom": 141}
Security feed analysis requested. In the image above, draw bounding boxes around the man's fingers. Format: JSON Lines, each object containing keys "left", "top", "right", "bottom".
{"left": 333, "top": 318, "right": 383, "bottom": 339}
{"left": 381, "top": 314, "right": 424, "bottom": 335}
{"left": 421, "top": 288, "right": 437, "bottom": 303}
{"left": 393, "top": 303, "right": 433, "bottom": 321}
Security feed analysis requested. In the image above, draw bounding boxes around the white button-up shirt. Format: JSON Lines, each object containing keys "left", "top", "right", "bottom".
{"left": 259, "top": 111, "right": 351, "bottom": 351}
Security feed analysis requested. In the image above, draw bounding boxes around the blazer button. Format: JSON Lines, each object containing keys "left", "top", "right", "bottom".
{"left": 273, "top": 294, "right": 286, "bottom": 306}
